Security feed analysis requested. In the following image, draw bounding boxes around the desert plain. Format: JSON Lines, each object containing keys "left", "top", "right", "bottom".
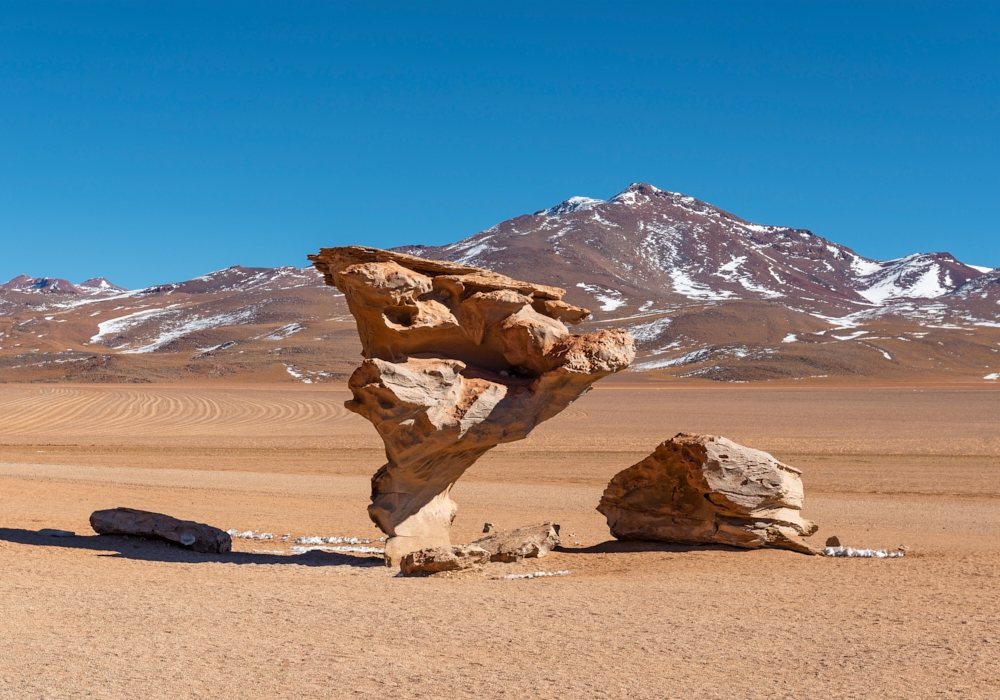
{"left": 2, "top": 376, "right": 999, "bottom": 699}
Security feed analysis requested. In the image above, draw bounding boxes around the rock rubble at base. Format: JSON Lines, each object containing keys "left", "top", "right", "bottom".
{"left": 398, "top": 544, "right": 492, "bottom": 576}
{"left": 598, "top": 433, "right": 821, "bottom": 555}
{"left": 472, "top": 523, "right": 561, "bottom": 562}
{"left": 90, "top": 508, "right": 232, "bottom": 553}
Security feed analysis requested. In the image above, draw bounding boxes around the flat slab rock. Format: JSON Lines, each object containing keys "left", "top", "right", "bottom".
{"left": 398, "top": 544, "right": 491, "bottom": 576}
{"left": 472, "top": 523, "right": 561, "bottom": 562}
{"left": 598, "top": 433, "right": 821, "bottom": 555}
{"left": 90, "top": 508, "right": 232, "bottom": 554}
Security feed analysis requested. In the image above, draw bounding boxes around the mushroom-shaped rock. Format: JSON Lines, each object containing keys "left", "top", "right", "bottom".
{"left": 90, "top": 508, "right": 232, "bottom": 554}
{"left": 310, "top": 246, "right": 635, "bottom": 565}
{"left": 597, "top": 433, "right": 821, "bottom": 554}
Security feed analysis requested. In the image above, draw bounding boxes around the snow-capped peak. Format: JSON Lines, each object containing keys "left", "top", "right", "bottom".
{"left": 854, "top": 253, "right": 964, "bottom": 304}
{"left": 539, "top": 196, "right": 605, "bottom": 216}
{"left": 609, "top": 182, "right": 670, "bottom": 206}
{"left": 78, "top": 277, "right": 127, "bottom": 294}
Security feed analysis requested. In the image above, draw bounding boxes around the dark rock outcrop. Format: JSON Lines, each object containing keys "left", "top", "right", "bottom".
{"left": 90, "top": 508, "right": 232, "bottom": 553}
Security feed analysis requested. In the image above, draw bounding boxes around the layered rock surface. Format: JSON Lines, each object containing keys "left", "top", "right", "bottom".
{"left": 309, "top": 246, "right": 635, "bottom": 564}
{"left": 398, "top": 544, "right": 492, "bottom": 576}
{"left": 597, "top": 433, "right": 820, "bottom": 554}
{"left": 472, "top": 523, "right": 561, "bottom": 562}
{"left": 90, "top": 508, "right": 232, "bottom": 553}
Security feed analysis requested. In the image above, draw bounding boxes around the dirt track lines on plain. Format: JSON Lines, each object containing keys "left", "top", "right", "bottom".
{"left": 0, "top": 386, "right": 355, "bottom": 439}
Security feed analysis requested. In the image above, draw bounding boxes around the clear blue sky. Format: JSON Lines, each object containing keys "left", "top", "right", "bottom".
{"left": 1, "top": 1, "right": 997, "bottom": 288}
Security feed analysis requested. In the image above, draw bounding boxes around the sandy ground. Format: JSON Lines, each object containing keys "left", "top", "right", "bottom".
{"left": 2, "top": 379, "right": 999, "bottom": 699}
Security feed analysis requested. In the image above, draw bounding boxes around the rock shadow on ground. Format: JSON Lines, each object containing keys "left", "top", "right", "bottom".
{"left": 0, "top": 528, "right": 384, "bottom": 568}
{"left": 555, "top": 540, "right": 758, "bottom": 555}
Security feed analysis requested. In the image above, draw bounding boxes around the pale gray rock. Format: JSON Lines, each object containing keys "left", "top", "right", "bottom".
{"left": 398, "top": 544, "right": 491, "bottom": 576}
{"left": 472, "top": 523, "right": 561, "bottom": 562}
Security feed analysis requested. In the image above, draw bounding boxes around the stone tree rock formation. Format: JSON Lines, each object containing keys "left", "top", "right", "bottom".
{"left": 597, "top": 433, "right": 821, "bottom": 554}
{"left": 309, "top": 246, "right": 635, "bottom": 565}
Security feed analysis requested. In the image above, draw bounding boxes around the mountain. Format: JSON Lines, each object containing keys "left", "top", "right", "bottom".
{"left": 78, "top": 278, "right": 128, "bottom": 294}
{"left": 396, "top": 183, "right": 987, "bottom": 315}
{"left": 396, "top": 183, "right": 999, "bottom": 380}
{"left": 0, "top": 266, "right": 357, "bottom": 383}
{"left": 1, "top": 275, "right": 87, "bottom": 294}
{"left": 1, "top": 184, "right": 998, "bottom": 383}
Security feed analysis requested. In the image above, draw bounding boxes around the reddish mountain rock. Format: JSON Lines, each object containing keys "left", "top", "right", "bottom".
{"left": 2, "top": 183, "right": 997, "bottom": 384}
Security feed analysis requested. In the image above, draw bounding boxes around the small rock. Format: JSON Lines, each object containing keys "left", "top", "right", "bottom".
{"left": 399, "top": 544, "right": 491, "bottom": 576}
{"left": 483, "top": 522, "right": 495, "bottom": 534}
{"left": 825, "top": 536, "right": 841, "bottom": 547}
{"left": 39, "top": 529, "right": 75, "bottom": 537}
{"left": 472, "top": 523, "right": 561, "bottom": 563}
{"left": 90, "top": 508, "right": 231, "bottom": 553}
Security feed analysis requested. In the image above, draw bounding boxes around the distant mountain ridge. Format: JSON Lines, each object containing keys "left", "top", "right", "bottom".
{"left": 1, "top": 184, "right": 998, "bottom": 383}
{"left": 0, "top": 274, "right": 127, "bottom": 295}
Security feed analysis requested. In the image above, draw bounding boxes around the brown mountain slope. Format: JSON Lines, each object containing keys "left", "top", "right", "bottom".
{"left": 2, "top": 185, "right": 998, "bottom": 383}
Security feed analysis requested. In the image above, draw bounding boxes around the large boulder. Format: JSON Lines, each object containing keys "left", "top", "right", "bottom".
{"left": 472, "top": 523, "right": 561, "bottom": 562}
{"left": 597, "top": 433, "right": 821, "bottom": 554}
{"left": 309, "top": 246, "right": 635, "bottom": 565}
{"left": 90, "top": 508, "right": 232, "bottom": 554}
{"left": 398, "top": 544, "right": 492, "bottom": 576}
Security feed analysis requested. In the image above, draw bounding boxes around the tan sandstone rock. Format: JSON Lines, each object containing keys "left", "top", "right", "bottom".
{"left": 309, "top": 246, "right": 635, "bottom": 565}
{"left": 398, "top": 544, "right": 492, "bottom": 576}
{"left": 472, "top": 523, "right": 561, "bottom": 562}
{"left": 90, "top": 508, "right": 232, "bottom": 554}
{"left": 597, "top": 433, "right": 821, "bottom": 555}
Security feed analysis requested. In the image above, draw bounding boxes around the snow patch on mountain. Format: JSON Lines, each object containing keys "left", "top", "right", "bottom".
{"left": 90, "top": 304, "right": 258, "bottom": 353}
{"left": 576, "top": 283, "right": 626, "bottom": 311}
{"left": 123, "top": 309, "right": 258, "bottom": 353}
{"left": 856, "top": 255, "right": 952, "bottom": 304}
{"left": 670, "top": 269, "right": 735, "bottom": 301}
{"left": 850, "top": 255, "right": 883, "bottom": 276}
{"left": 90, "top": 307, "right": 176, "bottom": 345}
{"left": 441, "top": 235, "right": 505, "bottom": 266}
{"left": 540, "top": 196, "right": 604, "bottom": 216}
{"left": 633, "top": 348, "right": 713, "bottom": 371}
{"left": 260, "top": 322, "right": 305, "bottom": 340}
{"left": 626, "top": 316, "right": 673, "bottom": 343}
